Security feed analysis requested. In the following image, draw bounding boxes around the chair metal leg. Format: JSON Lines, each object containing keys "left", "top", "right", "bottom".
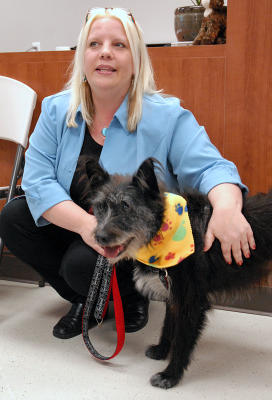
{"left": 8, "top": 144, "right": 24, "bottom": 202}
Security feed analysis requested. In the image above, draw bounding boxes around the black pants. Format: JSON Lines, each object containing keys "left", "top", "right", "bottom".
{"left": 0, "top": 197, "right": 138, "bottom": 303}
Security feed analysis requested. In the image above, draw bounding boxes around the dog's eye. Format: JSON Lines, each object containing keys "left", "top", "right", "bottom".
{"left": 98, "top": 202, "right": 108, "bottom": 213}
{"left": 121, "top": 200, "right": 129, "bottom": 210}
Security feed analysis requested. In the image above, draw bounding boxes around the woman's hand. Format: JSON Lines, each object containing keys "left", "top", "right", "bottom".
{"left": 42, "top": 200, "right": 106, "bottom": 256}
{"left": 77, "top": 213, "right": 106, "bottom": 256}
{"left": 204, "top": 184, "right": 256, "bottom": 265}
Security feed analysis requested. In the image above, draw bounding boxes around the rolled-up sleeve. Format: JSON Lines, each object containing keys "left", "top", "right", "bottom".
{"left": 168, "top": 108, "right": 247, "bottom": 194}
{"left": 22, "top": 98, "right": 71, "bottom": 226}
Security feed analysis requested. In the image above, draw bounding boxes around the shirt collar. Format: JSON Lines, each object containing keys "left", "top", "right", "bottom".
{"left": 114, "top": 94, "right": 130, "bottom": 134}
{"left": 75, "top": 94, "right": 130, "bottom": 134}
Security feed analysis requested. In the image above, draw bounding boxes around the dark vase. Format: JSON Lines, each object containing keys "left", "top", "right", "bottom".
{"left": 175, "top": 6, "right": 204, "bottom": 42}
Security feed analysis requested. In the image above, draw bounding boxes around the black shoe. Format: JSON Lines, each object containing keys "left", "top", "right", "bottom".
{"left": 123, "top": 294, "right": 149, "bottom": 333}
{"left": 53, "top": 302, "right": 108, "bottom": 339}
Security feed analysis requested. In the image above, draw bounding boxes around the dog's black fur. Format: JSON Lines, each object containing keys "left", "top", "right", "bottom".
{"left": 80, "top": 156, "right": 272, "bottom": 389}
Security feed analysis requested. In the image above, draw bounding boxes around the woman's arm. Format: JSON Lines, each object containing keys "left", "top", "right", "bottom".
{"left": 205, "top": 183, "right": 256, "bottom": 264}
{"left": 22, "top": 93, "right": 82, "bottom": 227}
{"left": 42, "top": 200, "right": 106, "bottom": 255}
{"left": 167, "top": 107, "right": 255, "bottom": 265}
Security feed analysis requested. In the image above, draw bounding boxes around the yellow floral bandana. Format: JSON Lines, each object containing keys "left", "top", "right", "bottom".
{"left": 136, "top": 193, "right": 195, "bottom": 268}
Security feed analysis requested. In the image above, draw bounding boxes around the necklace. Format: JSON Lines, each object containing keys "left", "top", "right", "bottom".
{"left": 89, "top": 125, "right": 106, "bottom": 146}
{"left": 101, "top": 127, "right": 107, "bottom": 137}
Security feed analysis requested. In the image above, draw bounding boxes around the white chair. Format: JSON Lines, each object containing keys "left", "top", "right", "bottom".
{"left": 0, "top": 75, "right": 37, "bottom": 259}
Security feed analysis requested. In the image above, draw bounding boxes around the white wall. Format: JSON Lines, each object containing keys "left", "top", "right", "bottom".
{"left": 0, "top": 0, "right": 227, "bottom": 52}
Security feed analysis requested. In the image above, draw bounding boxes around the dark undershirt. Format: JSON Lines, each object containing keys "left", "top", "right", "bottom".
{"left": 70, "top": 125, "right": 102, "bottom": 210}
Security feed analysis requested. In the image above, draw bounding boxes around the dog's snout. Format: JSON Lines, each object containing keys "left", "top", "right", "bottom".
{"left": 95, "top": 231, "right": 110, "bottom": 246}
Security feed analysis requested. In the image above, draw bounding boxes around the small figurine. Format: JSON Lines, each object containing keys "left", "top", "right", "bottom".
{"left": 193, "top": 0, "right": 227, "bottom": 45}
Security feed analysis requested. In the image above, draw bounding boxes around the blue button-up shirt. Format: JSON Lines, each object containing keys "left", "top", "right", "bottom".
{"left": 22, "top": 90, "right": 246, "bottom": 226}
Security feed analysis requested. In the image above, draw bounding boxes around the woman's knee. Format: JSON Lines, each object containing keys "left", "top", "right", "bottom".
{"left": 60, "top": 239, "right": 98, "bottom": 296}
{"left": 0, "top": 197, "right": 35, "bottom": 243}
{"left": 1, "top": 196, "right": 29, "bottom": 221}
{"left": 1, "top": 198, "right": 26, "bottom": 231}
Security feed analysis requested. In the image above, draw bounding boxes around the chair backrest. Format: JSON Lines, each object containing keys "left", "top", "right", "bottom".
{"left": 0, "top": 76, "right": 37, "bottom": 148}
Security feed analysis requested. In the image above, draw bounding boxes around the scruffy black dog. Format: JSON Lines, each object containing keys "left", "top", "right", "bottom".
{"left": 80, "top": 156, "right": 272, "bottom": 389}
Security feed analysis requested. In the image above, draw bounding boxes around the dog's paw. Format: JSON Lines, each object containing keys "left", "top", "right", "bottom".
{"left": 150, "top": 372, "right": 179, "bottom": 389}
{"left": 145, "top": 344, "right": 169, "bottom": 360}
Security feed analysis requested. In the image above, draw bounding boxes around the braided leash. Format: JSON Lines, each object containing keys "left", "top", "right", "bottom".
{"left": 82, "top": 255, "right": 125, "bottom": 360}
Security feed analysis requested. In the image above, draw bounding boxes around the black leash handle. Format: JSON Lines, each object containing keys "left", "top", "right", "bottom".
{"left": 82, "top": 255, "right": 114, "bottom": 360}
{"left": 94, "top": 257, "right": 113, "bottom": 320}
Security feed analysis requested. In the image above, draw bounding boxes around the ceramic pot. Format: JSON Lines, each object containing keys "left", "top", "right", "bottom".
{"left": 175, "top": 6, "right": 204, "bottom": 42}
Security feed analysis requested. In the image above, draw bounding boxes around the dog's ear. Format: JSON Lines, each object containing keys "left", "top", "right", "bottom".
{"left": 76, "top": 156, "right": 110, "bottom": 205}
{"left": 85, "top": 157, "right": 110, "bottom": 191}
{"left": 132, "top": 158, "right": 160, "bottom": 197}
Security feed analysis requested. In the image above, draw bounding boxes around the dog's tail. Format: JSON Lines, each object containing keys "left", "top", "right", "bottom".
{"left": 244, "top": 190, "right": 272, "bottom": 260}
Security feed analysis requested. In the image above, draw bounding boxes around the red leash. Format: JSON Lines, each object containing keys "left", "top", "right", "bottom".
{"left": 82, "top": 261, "right": 125, "bottom": 360}
{"left": 107, "top": 265, "right": 125, "bottom": 359}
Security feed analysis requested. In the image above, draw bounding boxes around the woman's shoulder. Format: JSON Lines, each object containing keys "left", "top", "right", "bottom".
{"left": 42, "top": 89, "right": 71, "bottom": 109}
{"left": 142, "top": 93, "right": 187, "bottom": 118}
{"left": 141, "top": 93, "right": 188, "bottom": 126}
{"left": 143, "top": 93, "right": 181, "bottom": 109}
{"left": 40, "top": 90, "right": 75, "bottom": 126}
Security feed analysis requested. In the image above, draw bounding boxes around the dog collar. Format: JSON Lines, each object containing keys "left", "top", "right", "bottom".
{"left": 136, "top": 193, "right": 195, "bottom": 268}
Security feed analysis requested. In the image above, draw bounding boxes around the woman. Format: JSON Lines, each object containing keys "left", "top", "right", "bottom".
{"left": 0, "top": 8, "right": 255, "bottom": 339}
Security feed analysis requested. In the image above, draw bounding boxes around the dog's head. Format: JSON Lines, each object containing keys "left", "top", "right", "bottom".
{"left": 81, "top": 157, "right": 165, "bottom": 263}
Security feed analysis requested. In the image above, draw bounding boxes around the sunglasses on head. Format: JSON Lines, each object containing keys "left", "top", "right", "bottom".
{"left": 85, "top": 8, "right": 136, "bottom": 25}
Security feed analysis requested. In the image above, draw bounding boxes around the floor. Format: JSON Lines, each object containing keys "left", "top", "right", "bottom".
{"left": 0, "top": 280, "right": 271, "bottom": 400}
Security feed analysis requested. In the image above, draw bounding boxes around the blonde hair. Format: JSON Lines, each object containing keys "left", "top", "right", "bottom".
{"left": 66, "top": 7, "right": 158, "bottom": 131}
